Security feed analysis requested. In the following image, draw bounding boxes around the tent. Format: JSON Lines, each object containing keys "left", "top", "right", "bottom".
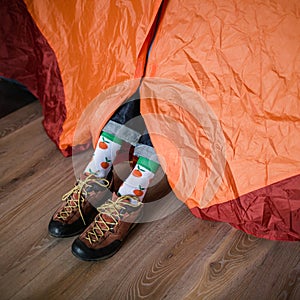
{"left": 1, "top": 0, "right": 299, "bottom": 240}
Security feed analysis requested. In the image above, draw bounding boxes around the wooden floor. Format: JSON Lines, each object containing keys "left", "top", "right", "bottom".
{"left": 0, "top": 102, "right": 299, "bottom": 300}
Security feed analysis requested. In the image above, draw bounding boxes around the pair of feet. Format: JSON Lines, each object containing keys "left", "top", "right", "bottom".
{"left": 48, "top": 172, "right": 143, "bottom": 261}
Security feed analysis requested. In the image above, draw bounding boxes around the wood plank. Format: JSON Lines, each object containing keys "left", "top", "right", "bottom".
{"left": 182, "top": 233, "right": 300, "bottom": 300}
{"left": 0, "top": 117, "right": 50, "bottom": 188}
{"left": 0, "top": 101, "right": 42, "bottom": 138}
{"left": 7, "top": 206, "right": 230, "bottom": 299}
{"left": 0, "top": 106, "right": 299, "bottom": 300}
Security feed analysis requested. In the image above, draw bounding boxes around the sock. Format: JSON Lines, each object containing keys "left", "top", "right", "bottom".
{"left": 84, "top": 132, "right": 122, "bottom": 178}
{"left": 118, "top": 156, "right": 160, "bottom": 201}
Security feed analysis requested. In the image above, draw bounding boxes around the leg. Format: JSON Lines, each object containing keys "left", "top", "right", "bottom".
{"left": 71, "top": 132, "right": 162, "bottom": 261}
{"left": 49, "top": 90, "right": 144, "bottom": 238}
{"left": 84, "top": 90, "right": 145, "bottom": 178}
{"left": 118, "top": 133, "right": 160, "bottom": 200}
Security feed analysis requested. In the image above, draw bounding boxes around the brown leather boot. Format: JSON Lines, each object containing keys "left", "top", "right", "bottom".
{"left": 48, "top": 173, "right": 113, "bottom": 238}
{"left": 71, "top": 193, "right": 143, "bottom": 261}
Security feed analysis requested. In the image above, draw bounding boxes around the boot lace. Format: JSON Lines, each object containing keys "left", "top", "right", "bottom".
{"left": 57, "top": 174, "right": 110, "bottom": 225}
{"left": 84, "top": 195, "right": 141, "bottom": 244}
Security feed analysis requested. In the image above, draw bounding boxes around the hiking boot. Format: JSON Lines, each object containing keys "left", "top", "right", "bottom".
{"left": 48, "top": 173, "right": 113, "bottom": 238}
{"left": 71, "top": 193, "right": 143, "bottom": 261}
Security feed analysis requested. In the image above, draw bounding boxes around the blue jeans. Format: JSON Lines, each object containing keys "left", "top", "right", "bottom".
{"left": 102, "top": 90, "right": 158, "bottom": 163}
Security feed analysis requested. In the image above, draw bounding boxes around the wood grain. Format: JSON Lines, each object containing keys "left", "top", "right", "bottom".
{"left": 0, "top": 103, "right": 299, "bottom": 300}
{"left": 0, "top": 101, "right": 42, "bottom": 139}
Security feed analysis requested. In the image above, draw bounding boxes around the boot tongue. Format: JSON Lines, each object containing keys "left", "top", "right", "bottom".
{"left": 68, "top": 192, "right": 79, "bottom": 207}
{"left": 79, "top": 172, "right": 90, "bottom": 181}
{"left": 97, "top": 213, "right": 115, "bottom": 232}
{"left": 102, "top": 213, "right": 114, "bottom": 223}
{"left": 99, "top": 199, "right": 130, "bottom": 231}
{"left": 97, "top": 195, "right": 141, "bottom": 231}
{"left": 80, "top": 173, "right": 107, "bottom": 193}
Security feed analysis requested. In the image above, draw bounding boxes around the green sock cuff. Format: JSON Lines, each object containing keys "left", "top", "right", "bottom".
{"left": 137, "top": 156, "right": 160, "bottom": 173}
{"left": 101, "top": 131, "right": 123, "bottom": 145}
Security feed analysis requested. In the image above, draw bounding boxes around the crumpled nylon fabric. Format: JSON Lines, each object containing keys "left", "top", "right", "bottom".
{"left": 1, "top": 0, "right": 299, "bottom": 240}
{"left": 0, "top": 0, "right": 68, "bottom": 153}
{"left": 139, "top": 0, "right": 300, "bottom": 240}
{"left": 23, "top": 0, "right": 163, "bottom": 154}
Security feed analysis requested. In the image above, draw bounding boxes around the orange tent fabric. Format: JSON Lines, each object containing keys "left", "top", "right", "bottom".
{"left": 139, "top": 0, "right": 300, "bottom": 240}
{"left": 23, "top": 0, "right": 163, "bottom": 155}
{"left": 1, "top": 0, "right": 299, "bottom": 240}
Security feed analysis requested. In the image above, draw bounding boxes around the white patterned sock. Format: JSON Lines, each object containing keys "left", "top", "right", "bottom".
{"left": 118, "top": 156, "right": 159, "bottom": 201}
{"left": 84, "top": 132, "right": 122, "bottom": 178}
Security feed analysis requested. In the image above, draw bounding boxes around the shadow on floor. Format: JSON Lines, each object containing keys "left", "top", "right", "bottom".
{"left": 0, "top": 77, "right": 37, "bottom": 118}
